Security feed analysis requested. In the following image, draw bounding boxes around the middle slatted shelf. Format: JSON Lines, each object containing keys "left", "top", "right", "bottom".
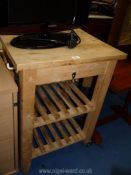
{"left": 34, "top": 80, "right": 94, "bottom": 128}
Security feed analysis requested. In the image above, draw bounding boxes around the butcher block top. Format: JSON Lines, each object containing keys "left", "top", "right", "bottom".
{"left": 0, "top": 29, "right": 127, "bottom": 72}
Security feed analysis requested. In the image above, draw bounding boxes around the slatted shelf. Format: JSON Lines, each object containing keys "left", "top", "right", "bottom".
{"left": 32, "top": 118, "right": 86, "bottom": 158}
{"left": 34, "top": 81, "right": 95, "bottom": 127}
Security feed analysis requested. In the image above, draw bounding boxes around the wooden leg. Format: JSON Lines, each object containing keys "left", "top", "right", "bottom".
{"left": 92, "top": 130, "right": 102, "bottom": 145}
{"left": 96, "top": 113, "right": 120, "bottom": 126}
{"left": 93, "top": 91, "right": 131, "bottom": 144}
{"left": 19, "top": 70, "right": 36, "bottom": 173}
{"left": 111, "top": 105, "right": 131, "bottom": 125}
{"left": 97, "top": 90, "right": 131, "bottom": 128}
{"left": 83, "top": 61, "right": 117, "bottom": 144}
{"left": 124, "top": 90, "right": 131, "bottom": 112}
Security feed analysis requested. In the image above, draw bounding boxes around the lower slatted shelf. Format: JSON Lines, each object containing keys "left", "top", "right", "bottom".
{"left": 32, "top": 118, "right": 86, "bottom": 158}
{"left": 34, "top": 81, "right": 94, "bottom": 127}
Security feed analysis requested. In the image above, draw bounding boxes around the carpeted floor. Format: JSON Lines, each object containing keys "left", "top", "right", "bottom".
{"left": 18, "top": 91, "right": 131, "bottom": 175}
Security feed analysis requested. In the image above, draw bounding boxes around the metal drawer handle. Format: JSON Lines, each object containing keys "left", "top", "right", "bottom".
{"left": 6, "top": 62, "right": 14, "bottom": 70}
{"left": 72, "top": 72, "right": 77, "bottom": 83}
{"left": 1, "top": 52, "right": 14, "bottom": 70}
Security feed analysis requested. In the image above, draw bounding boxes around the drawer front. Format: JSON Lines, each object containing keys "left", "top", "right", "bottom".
{"left": 0, "top": 93, "right": 14, "bottom": 141}
{"left": 0, "top": 139, "right": 15, "bottom": 174}
{"left": 37, "top": 62, "right": 107, "bottom": 85}
{"left": 0, "top": 92, "right": 16, "bottom": 174}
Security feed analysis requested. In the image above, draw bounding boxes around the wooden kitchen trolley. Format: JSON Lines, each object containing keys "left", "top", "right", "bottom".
{"left": 0, "top": 29, "right": 127, "bottom": 173}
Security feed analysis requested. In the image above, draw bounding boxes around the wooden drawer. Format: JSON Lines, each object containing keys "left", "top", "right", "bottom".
{"left": 37, "top": 62, "right": 107, "bottom": 85}
{"left": 0, "top": 93, "right": 14, "bottom": 141}
{"left": 0, "top": 58, "right": 18, "bottom": 175}
{"left": 0, "top": 139, "right": 15, "bottom": 174}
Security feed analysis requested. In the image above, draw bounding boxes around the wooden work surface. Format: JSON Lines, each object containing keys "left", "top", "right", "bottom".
{"left": 0, "top": 29, "right": 126, "bottom": 72}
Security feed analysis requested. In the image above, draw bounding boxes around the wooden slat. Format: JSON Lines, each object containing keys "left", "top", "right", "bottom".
{"left": 43, "top": 85, "right": 68, "bottom": 114}
{"left": 47, "top": 124, "right": 63, "bottom": 146}
{"left": 40, "top": 126, "right": 54, "bottom": 149}
{"left": 69, "top": 118, "right": 85, "bottom": 139}
{"left": 67, "top": 81, "right": 93, "bottom": 107}
{"left": 37, "top": 86, "right": 60, "bottom": 119}
{"left": 59, "top": 82, "right": 86, "bottom": 113}
{"left": 33, "top": 129, "right": 45, "bottom": 152}
{"left": 35, "top": 97, "right": 49, "bottom": 121}
{"left": 55, "top": 122, "right": 71, "bottom": 143}
{"left": 52, "top": 84, "right": 78, "bottom": 115}
{"left": 62, "top": 120, "right": 78, "bottom": 141}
